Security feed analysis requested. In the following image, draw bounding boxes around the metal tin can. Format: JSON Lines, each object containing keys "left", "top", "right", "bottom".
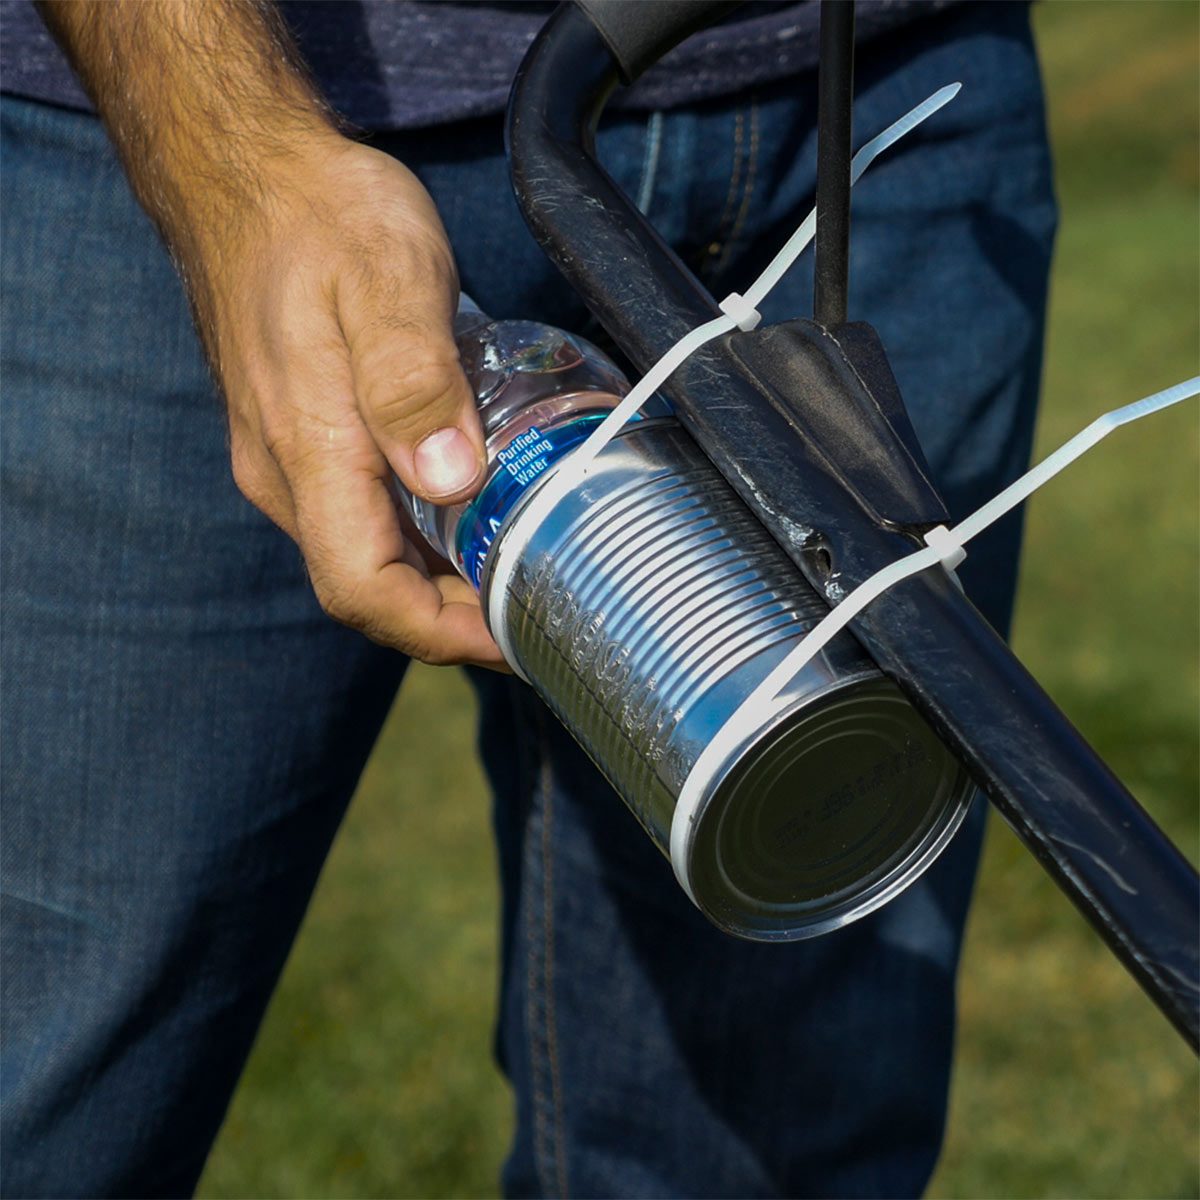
{"left": 484, "top": 415, "right": 975, "bottom": 940}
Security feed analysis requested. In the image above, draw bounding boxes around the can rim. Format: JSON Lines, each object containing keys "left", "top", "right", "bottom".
{"left": 677, "top": 675, "right": 975, "bottom": 941}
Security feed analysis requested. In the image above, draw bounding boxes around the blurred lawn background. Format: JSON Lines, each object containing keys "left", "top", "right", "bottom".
{"left": 199, "top": 2, "right": 1199, "bottom": 1197}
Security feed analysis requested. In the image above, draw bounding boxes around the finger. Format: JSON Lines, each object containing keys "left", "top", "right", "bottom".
{"left": 280, "top": 398, "right": 504, "bottom": 668}
{"left": 228, "top": 418, "right": 300, "bottom": 540}
{"left": 434, "top": 574, "right": 513, "bottom": 676}
{"left": 388, "top": 479, "right": 457, "bottom": 577}
{"left": 340, "top": 240, "right": 486, "bottom": 506}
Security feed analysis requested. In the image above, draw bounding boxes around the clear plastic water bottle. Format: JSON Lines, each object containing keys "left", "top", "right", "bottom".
{"left": 404, "top": 296, "right": 667, "bottom": 589}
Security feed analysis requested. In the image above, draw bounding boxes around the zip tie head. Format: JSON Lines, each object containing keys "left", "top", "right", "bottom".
{"left": 719, "top": 292, "right": 762, "bottom": 332}
{"left": 923, "top": 524, "right": 967, "bottom": 572}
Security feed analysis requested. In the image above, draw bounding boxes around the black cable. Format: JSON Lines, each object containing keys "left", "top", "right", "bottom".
{"left": 813, "top": 0, "right": 855, "bottom": 327}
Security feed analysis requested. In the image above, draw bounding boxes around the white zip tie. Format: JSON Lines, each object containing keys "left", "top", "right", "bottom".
{"left": 742, "top": 82, "right": 963, "bottom": 310}
{"left": 668, "top": 374, "right": 1200, "bottom": 899}
{"left": 487, "top": 82, "right": 964, "bottom": 669}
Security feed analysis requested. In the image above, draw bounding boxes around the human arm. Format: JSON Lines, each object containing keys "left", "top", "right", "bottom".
{"left": 38, "top": 0, "right": 504, "bottom": 667}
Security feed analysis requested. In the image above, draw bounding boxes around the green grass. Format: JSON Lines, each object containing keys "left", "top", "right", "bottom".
{"left": 927, "top": 5, "right": 1200, "bottom": 1196}
{"left": 199, "top": 4, "right": 1199, "bottom": 1196}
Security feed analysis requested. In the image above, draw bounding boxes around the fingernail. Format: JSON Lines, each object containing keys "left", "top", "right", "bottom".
{"left": 414, "top": 427, "right": 480, "bottom": 497}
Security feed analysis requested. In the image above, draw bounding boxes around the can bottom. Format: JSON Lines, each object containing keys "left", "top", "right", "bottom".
{"left": 687, "top": 678, "right": 974, "bottom": 941}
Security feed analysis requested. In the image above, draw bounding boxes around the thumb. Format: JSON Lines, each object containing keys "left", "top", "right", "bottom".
{"left": 344, "top": 255, "right": 485, "bottom": 505}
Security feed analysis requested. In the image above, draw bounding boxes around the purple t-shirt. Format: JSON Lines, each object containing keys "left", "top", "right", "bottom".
{"left": 0, "top": 0, "right": 955, "bottom": 131}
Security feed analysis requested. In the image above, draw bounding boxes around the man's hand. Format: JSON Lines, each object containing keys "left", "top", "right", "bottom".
{"left": 194, "top": 138, "right": 503, "bottom": 666}
{"left": 40, "top": 0, "right": 505, "bottom": 668}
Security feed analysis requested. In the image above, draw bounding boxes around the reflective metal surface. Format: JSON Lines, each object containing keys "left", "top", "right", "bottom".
{"left": 483, "top": 418, "right": 975, "bottom": 938}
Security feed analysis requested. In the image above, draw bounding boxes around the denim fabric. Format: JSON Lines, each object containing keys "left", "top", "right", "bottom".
{"left": 0, "top": 2, "right": 1055, "bottom": 1196}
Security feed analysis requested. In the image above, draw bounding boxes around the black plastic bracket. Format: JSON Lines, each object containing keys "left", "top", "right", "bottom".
{"left": 725, "top": 319, "right": 950, "bottom": 532}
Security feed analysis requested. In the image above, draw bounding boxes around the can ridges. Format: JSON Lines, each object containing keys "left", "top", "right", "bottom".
{"left": 500, "top": 427, "right": 860, "bottom": 838}
{"left": 487, "top": 421, "right": 973, "bottom": 937}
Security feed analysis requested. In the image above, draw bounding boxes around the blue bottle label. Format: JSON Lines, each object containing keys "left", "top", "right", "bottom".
{"left": 456, "top": 415, "right": 606, "bottom": 589}
{"left": 496, "top": 427, "right": 556, "bottom": 486}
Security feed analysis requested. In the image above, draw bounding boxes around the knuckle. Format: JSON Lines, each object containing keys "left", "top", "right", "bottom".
{"left": 315, "top": 577, "right": 366, "bottom": 628}
{"left": 318, "top": 587, "right": 448, "bottom": 664}
{"left": 403, "top": 631, "right": 440, "bottom": 664}
{"left": 229, "top": 441, "right": 273, "bottom": 509}
{"left": 359, "top": 613, "right": 439, "bottom": 662}
{"left": 418, "top": 643, "right": 460, "bottom": 668}
{"left": 361, "top": 348, "right": 463, "bottom": 437}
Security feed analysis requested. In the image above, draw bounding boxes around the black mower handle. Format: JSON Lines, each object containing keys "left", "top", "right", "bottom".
{"left": 574, "top": 0, "right": 742, "bottom": 83}
{"left": 508, "top": 0, "right": 1200, "bottom": 1049}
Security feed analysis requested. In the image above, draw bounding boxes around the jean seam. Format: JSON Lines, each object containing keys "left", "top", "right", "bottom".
{"left": 635, "top": 111, "right": 665, "bottom": 217}
{"left": 718, "top": 94, "right": 761, "bottom": 274}
{"left": 710, "top": 105, "right": 746, "bottom": 255}
{"left": 524, "top": 702, "right": 569, "bottom": 1198}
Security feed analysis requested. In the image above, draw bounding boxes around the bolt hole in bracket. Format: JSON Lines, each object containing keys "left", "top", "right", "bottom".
{"left": 507, "top": 0, "right": 1199, "bottom": 1046}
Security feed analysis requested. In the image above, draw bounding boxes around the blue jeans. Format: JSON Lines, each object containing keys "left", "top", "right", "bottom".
{"left": 0, "top": 4, "right": 1056, "bottom": 1196}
